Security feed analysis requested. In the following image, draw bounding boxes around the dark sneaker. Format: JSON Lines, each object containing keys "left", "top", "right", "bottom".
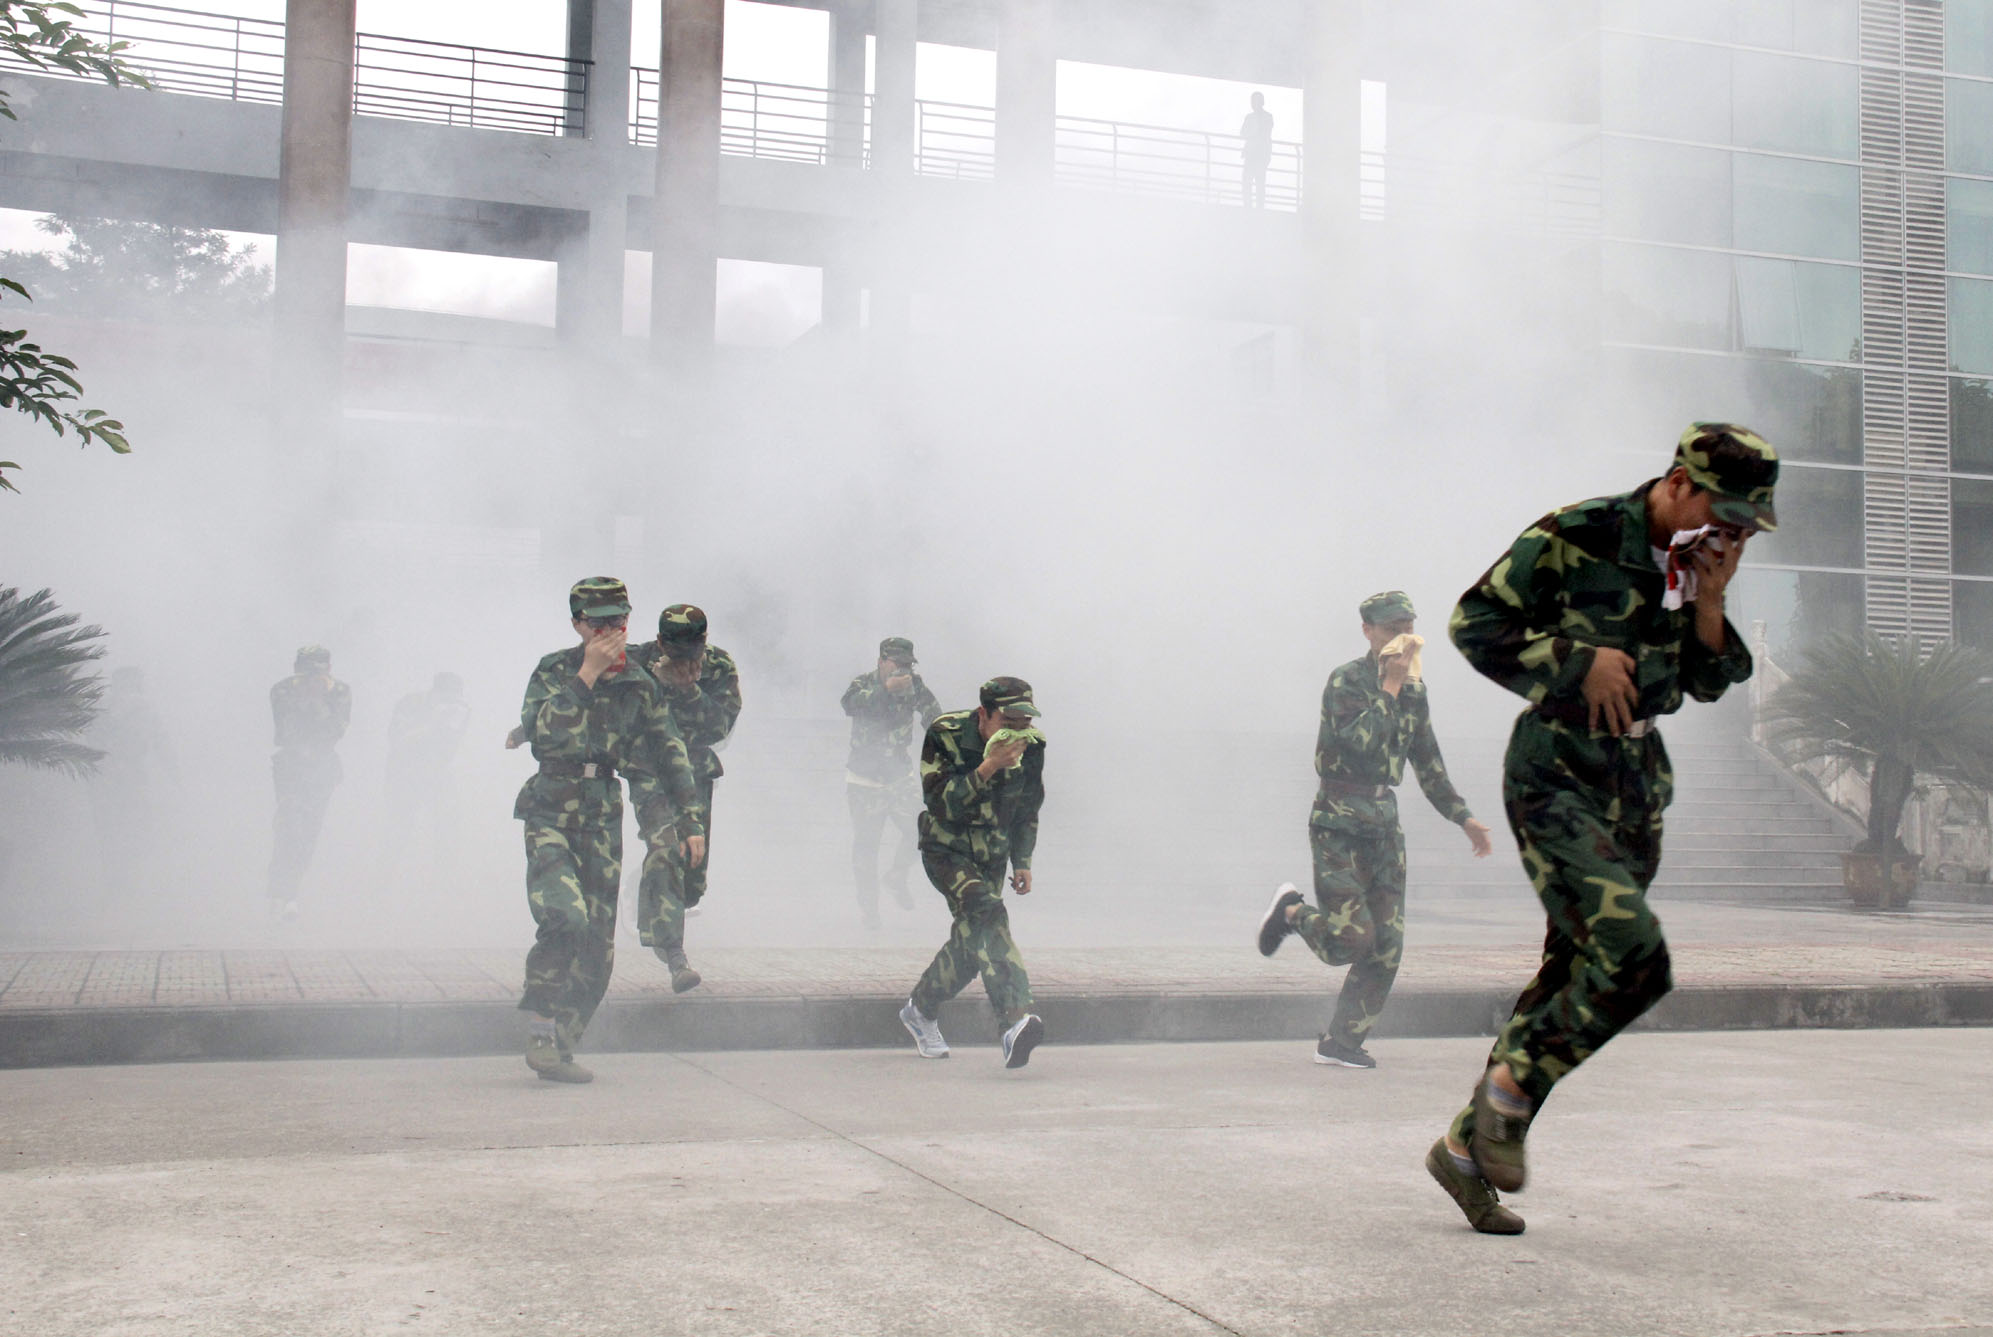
{"left": 1001, "top": 1013, "right": 1045, "bottom": 1069}
{"left": 1425, "top": 1139, "right": 1525, "bottom": 1235}
{"left": 1258, "top": 883, "right": 1305, "bottom": 956}
{"left": 525, "top": 1035, "right": 565, "bottom": 1076}
{"left": 1470, "top": 1067, "right": 1532, "bottom": 1192}
{"left": 1314, "top": 1036, "right": 1376, "bottom": 1068}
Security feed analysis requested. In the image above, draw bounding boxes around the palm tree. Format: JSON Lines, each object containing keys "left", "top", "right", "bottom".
{"left": 0, "top": 586, "right": 106, "bottom": 775}
{"left": 1765, "top": 632, "right": 1993, "bottom": 873}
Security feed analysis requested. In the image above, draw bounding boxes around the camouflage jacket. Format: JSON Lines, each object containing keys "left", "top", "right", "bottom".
{"left": 271, "top": 674, "right": 351, "bottom": 753}
{"left": 841, "top": 669, "right": 943, "bottom": 783}
{"left": 632, "top": 642, "right": 742, "bottom": 784}
{"left": 1312, "top": 655, "right": 1473, "bottom": 831}
{"left": 1450, "top": 482, "right": 1753, "bottom": 740}
{"left": 917, "top": 710, "right": 1045, "bottom": 869}
{"left": 512, "top": 647, "right": 703, "bottom": 837}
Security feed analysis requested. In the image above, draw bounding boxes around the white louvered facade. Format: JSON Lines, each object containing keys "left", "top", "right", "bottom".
{"left": 1859, "top": 0, "right": 1954, "bottom": 642}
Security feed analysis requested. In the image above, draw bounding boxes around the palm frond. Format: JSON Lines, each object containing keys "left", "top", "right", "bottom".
{"left": 0, "top": 585, "right": 106, "bottom": 771}
{"left": 0, "top": 736, "right": 105, "bottom": 775}
{"left": 1765, "top": 632, "right": 1993, "bottom": 788}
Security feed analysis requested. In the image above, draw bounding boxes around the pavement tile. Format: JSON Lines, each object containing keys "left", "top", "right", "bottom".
{"left": 153, "top": 951, "right": 227, "bottom": 1004}
{"left": 0, "top": 953, "right": 96, "bottom": 1008}
{"left": 75, "top": 953, "right": 158, "bottom": 1008}
{"left": 408, "top": 951, "right": 515, "bottom": 1001}
{"left": 284, "top": 951, "right": 373, "bottom": 1001}
{"left": 221, "top": 951, "right": 300, "bottom": 1002}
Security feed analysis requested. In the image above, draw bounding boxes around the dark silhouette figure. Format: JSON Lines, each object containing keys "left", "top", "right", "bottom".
{"left": 1240, "top": 91, "right": 1274, "bottom": 208}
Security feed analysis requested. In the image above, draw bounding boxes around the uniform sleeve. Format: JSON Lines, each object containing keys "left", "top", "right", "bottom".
{"left": 524, "top": 662, "right": 592, "bottom": 756}
{"left": 1449, "top": 520, "right": 1598, "bottom": 704}
{"left": 1681, "top": 614, "right": 1753, "bottom": 702}
{"left": 1317, "top": 666, "right": 1396, "bottom": 778}
{"left": 667, "top": 653, "right": 742, "bottom": 750}
{"left": 920, "top": 722, "right": 990, "bottom": 825}
{"left": 1006, "top": 742, "right": 1046, "bottom": 870}
{"left": 1405, "top": 691, "right": 1473, "bottom": 825}
{"left": 842, "top": 674, "right": 888, "bottom": 717}
{"left": 631, "top": 696, "right": 705, "bottom": 841}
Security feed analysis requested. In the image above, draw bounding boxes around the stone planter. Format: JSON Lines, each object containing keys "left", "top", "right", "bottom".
{"left": 1842, "top": 852, "right": 1921, "bottom": 909}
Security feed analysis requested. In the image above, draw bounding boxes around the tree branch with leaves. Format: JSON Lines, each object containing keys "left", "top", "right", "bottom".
{"left": 0, "top": 0, "right": 149, "bottom": 494}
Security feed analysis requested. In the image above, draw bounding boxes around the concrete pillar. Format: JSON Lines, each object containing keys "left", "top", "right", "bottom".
{"left": 274, "top": 0, "right": 357, "bottom": 429}
{"left": 650, "top": 0, "right": 723, "bottom": 368}
{"left": 994, "top": 0, "right": 1056, "bottom": 186}
{"left": 869, "top": 0, "right": 916, "bottom": 343}
{"left": 1300, "top": 1, "right": 1361, "bottom": 409}
{"left": 827, "top": 0, "right": 868, "bottom": 168}
{"left": 557, "top": 0, "right": 634, "bottom": 346}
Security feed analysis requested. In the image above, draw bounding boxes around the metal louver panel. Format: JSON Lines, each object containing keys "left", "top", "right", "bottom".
{"left": 1860, "top": 0, "right": 1952, "bottom": 644}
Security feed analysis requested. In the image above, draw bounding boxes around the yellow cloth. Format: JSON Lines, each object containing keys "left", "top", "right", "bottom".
{"left": 1379, "top": 633, "right": 1424, "bottom": 682}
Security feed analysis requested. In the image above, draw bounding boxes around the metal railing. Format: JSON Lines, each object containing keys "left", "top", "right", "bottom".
{"left": 0, "top": 0, "right": 588, "bottom": 136}
{"left": 632, "top": 71, "right": 871, "bottom": 166}
{"left": 915, "top": 98, "right": 995, "bottom": 179}
{"left": 1054, "top": 115, "right": 1301, "bottom": 210}
{"left": 1359, "top": 150, "right": 1602, "bottom": 235}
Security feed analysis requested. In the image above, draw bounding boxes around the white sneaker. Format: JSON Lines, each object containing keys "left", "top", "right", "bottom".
{"left": 899, "top": 999, "right": 949, "bottom": 1058}
{"left": 1001, "top": 1013, "right": 1045, "bottom": 1069}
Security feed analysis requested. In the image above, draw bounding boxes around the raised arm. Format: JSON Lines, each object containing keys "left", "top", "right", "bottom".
{"left": 1449, "top": 519, "right": 1596, "bottom": 704}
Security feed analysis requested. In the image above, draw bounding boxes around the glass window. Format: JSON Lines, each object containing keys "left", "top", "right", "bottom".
{"left": 1603, "top": 138, "right": 1731, "bottom": 246}
{"left": 1950, "top": 79, "right": 1993, "bottom": 175}
{"left": 1731, "top": 51, "right": 1858, "bottom": 158}
{"left": 1952, "top": 278, "right": 1993, "bottom": 375}
{"left": 1734, "top": 153, "right": 1858, "bottom": 257}
{"left": 1950, "top": 0, "right": 1993, "bottom": 77}
{"left": 1959, "top": 580, "right": 1993, "bottom": 650}
{"left": 1602, "top": 34, "right": 1731, "bottom": 143}
{"left": 1604, "top": 242, "right": 1732, "bottom": 348}
{"left": 1954, "top": 378, "right": 1993, "bottom": 472}
{"left": 1957, "top": 477, "right": 1993, "bottom": 575}
{"left": 1950, "top": 179, "right": 1993, "bottom": 277}
{"left": 1606, "top": 0, "right": 1856, "bottom": 56}
{"left": 1603, "top": 0, "right": 1731, "bottom": 41}
{"left": 1752, "top": 463, "right": 1863, "bottom": 568}
{"left": 1737, "top": 258, "right": 1860, "bottom": 359}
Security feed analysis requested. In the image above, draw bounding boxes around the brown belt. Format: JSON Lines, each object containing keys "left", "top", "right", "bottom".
{"left": 1318, "top": 778, "right": 1390, "bottom": 799}
{"left": 1530, "top": 703, "right": 1653, "bottom": 738}
{"left": 538, "top": 760, "right": 618, "bottom": 780}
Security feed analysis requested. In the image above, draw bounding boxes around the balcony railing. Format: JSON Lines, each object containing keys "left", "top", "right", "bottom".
{"left": 632, "top": 71, "right": 871, "bottom": 166}
{"left": 0, "top": 0, "right": 588, "bottom": 136}
{"left": 1054, "top": 115, "right": 1302, "bottom": 211}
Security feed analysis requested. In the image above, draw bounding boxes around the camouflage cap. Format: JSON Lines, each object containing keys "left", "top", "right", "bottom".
{"left": 879, "top": 636, "right": 916, "bottom": 664}
{"left": 568, "top": 576, "right": 631, "bottom": 620}
{"left": 1672, "top": 422, "right": 1779, "bottom": 532}
{"left": 658, "top": 603, "right": 708, "bottom": 644}
{"left": 979, "top": 675, "right": 1040, "bottom": 718}
{"left": 294, "top": 644, "right": 331, "bottom": 670}
{"left": 1359, "top": 591, "right": 1416, "bottom": 625}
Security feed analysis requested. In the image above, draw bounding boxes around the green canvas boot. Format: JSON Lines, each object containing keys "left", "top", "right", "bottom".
{"left": 1425, "top": 1139, "right": 1525, "bottom": 1235}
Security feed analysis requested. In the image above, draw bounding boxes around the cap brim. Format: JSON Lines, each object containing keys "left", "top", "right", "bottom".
{"left": 998, "top": 702, "right": 1041, "bottom": 718}
{"left": 1710, "top": 496, "right": 1777, "bottom": 533}
{"left": 577, "top": 603, "right": 632, "bottom": 618}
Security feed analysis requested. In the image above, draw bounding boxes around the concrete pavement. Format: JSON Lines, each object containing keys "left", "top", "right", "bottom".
{"left": 2, "top": 1030, "right": 1990, "bottom": 1336}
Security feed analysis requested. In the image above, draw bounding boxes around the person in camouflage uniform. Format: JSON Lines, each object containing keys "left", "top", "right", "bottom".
{"left": 841, "top": 636, "right": 942, "bottom": 928}
{"left": 1423, "top": 424, "right": 1776, "bottom": 1235}
{"left": 897, "top": 676, "right": 1047, "bottom": 1069}
{"left": 631, "top": 604, "right": 740, "bottom": 993}
{"left": 514, "top": 577, "right": 704, "bottom": 1084}
{"left": 1258, "top": 592, "right": 1494, "bottom": 1066}
{"left": 267, "top": 645, "right": 351, "bottom": 919}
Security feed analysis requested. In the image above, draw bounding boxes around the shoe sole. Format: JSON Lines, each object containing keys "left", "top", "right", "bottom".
{"left": 1257, "top": 884, "right": 1299, "bottom": 957}
{"left": 1004, "top": 1015, "right": 1045, "bottom": 1069}
{"left": 1312, "top": 1052, "right": 1376, "bottom": 1068}
{"left": 900, "top": 1010, "right": 949, "bottom": 1059}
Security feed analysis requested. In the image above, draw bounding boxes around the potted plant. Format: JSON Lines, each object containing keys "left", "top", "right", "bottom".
{"left": 1765, "top": 632, "right": 1993, "bottom": 909}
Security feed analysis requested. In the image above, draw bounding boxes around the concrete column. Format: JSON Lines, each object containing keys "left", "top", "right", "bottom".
{"left": 994, "top": 0, "right": 1056, "bottom": 186}
{"left": 868, "top": 0, "right": 916, "bottom": 344}
{"left": 650, "top": 0, "right": 723, "bottom": 368}
{"left": 827, "top": 0, "right": 868, "bottom": 168}
{"left": 557, "top": 0, "right": 634, "bottom": 346}
{"left": 274, "top": 0, "right": 357, "bottom": 423}
{"left": 1300, "top": 0, "right": 1361, "bottom": 409}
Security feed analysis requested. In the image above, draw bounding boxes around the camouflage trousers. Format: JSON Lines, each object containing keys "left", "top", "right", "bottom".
{"left": 847, "top": 777, "right": 920, "bottom": 919}
{"left": 1292, "top": 821, "right": 1407, "bottom": 1047}
{"left": 638, "top": 777, "right": 715, "bottom": 954}
{"left": 909, "top": 849, "right": 1033, "bottom": 1028}
{"left": 268, "top": 747, "right": 340, "bottom": 902}
{"left": 1450, "top": 725, "right": 1674, "bottom": 1148}
{"left": 518, "top": 823, "right": 621, "bottom": 1053}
